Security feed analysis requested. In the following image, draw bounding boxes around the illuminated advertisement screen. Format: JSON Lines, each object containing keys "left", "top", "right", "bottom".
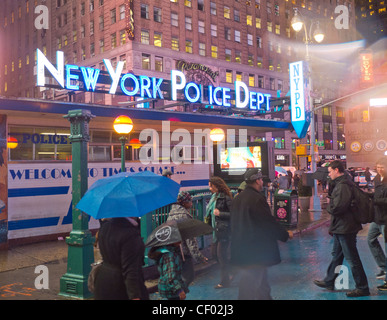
{"left": 214, "top": 142, "right": 275, "bottom": 183}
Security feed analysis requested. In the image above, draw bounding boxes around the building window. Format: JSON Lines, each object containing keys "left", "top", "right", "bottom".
{"left": 275, "top": 24, "right": 280, "bottom": 35}
{"left": 142, "top": 54, "right": 151, "bottom": 69}
{"left": 211, "top": 45, "right": 218, "bottom": 58}
{"left": 110, "top": 8, "right": 116, "bottom": 24}
{"left": 247, "top": 14, "right": 252, "bottom": 26}
{"left": 185, "top": 40, "right": 193, "bottom": 53}
{"left": 323, "top": 122, "right": 332, "bottom": 133}
{"left": 256, "top": 17, "right": 261, "bottom": 28}
{"left": 235, "top": 51, "right": 241, "bottom": 63}
{"left": 171, "top": 12, "right": 179, "bottom": 26}
{"left": 234, "top": 9, "right": 240, "bottom": 22}
{"left": 256, "top": 36, "right": 262, "bottom": 48}
{"left": 225, "top": 27, "right": 231, "bottom": 40}
{"left": 274, "top": 138, "right": 285, "bottom": 149}
{"left": 154, "top": 32, "right": 162, "bottom": 47}
{"left": 211, "top": 24, "right": 217, "bottom": 37}
{"left": 111, "top": 32, "right": 117, "bottom": 48}
{"left": 224, "top": 6, "right": 231, "bottom": 19}
{"left": 226, "top": 70, "right": 233, "bottom": 83}
{"left": 172, "top": 37, "right": 179, "bottom": 51}
{"left": 198, "top": 20, "right": 205, "bottom": 33}
{"left": 99, "top": 15, "right": 104, "bottom": 30}
{"left": 120, "top": 30, "right": 126, "bottom": 45}
{"left": 199, "top": 43, "right": 206, "bottom": 56}
{"left": 141, "top": 30, "right": 150, "bottom": 44}
{"left": 141, "top": 4, "right": 149, "bottom": 19}
{"left": 236, "top": 72, "right": 242, "bottom": 82}
{"left": 198, "top": 0, "right": 204, "bottom": 11}
{"left": 154, "top": 7, "right": 162, "bottom": 22}
{"left": 248, "top": 54, "right": 254, "bottom": 66}
{"left": 267, "top": 21, "right": 273, "bottom": 32}
{"left": 235, "top": 30, "right": 241, "bottom": 42}
{"left": 155, "top": 56, "right": 163, "bottom": 72}
{"left": 225, "top": 49, "right": 231, "bottom": 62}
{"left": 185, "top": 0, "right": 192, "bottom": 7}
{"left": 247, "top": 34, "right": 253, "bottom": 45}
{"left": 210, "top": 1, "right": 216, "bottom": 15}
{"left": 258, "top": 75, "right": 264, "bottom": 88}
{"left": 249, "top": 74, "right": 255, "bottom": 87}
{"left": 99, "top": 39, "right": 104, "bottom": 53}
{"left": 185, "top": 16, "right": 192, "bottom": 30}
{"left": 119, "top": 4, "right": 125, "bottom": 20}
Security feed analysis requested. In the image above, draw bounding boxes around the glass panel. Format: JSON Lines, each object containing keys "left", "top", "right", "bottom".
{"left": 9, "top": 127, "right": 34, "bottom": 160}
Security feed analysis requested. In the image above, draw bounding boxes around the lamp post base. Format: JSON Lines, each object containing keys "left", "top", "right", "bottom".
{"left": 59, "top": 230, "right": 95, "bottom": 299}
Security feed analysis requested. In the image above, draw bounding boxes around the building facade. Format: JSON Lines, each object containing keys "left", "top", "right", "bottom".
{"left": 0, "top": 0, "right": 359, "bottom": 167}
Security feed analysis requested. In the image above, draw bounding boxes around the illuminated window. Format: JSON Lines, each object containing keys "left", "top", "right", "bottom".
{"left": 111, "top": 32, "right": 116, "bottom": 48}
{"left": 172, "top": 38, "right": 179, "bottom": 50}
{"left": 226, "top": 70, "right": 232, "bottom": 83}
{"left": 141, "top": 30, "right": 149, "bottom": 44}
{"left": 120, "top": 30, "right": 126, "bottom": 45}
{"left": 154, "top": 32, "right": 162, "bottom": 47}
{"left": 155, "top": 56, "right": 163, "bottom": 72}
{"left": 275, "top": 24, "right": 280, "bottom": 35}
{"left": 267, "top": 21, "right": 272, "bottom": 32}
{"left": 224, "top": 6, "right": 231, "bottom": 19}
{"left": 249, "top": 74, "right": 255, "bottom": 87}
{"left": 225, "top": 49, "right": 231, "bottom": 61}
{"left": 247, "top": 15, "right": 252, "bottom": 26}
{"left": 142, "top": 53, "right": 150, "bottom": 69}
{"left": 235, "top": 51, "right": 241, "bottom": 63}
{"left": 236, "top": 72, "right": 242, "bottom": 82}
{"left": 185, "top": 0, "right": 192, "bottom": 7}
{"left": 248, "top": 54, "right": 254, "bottom": 66}
{"left": 18, "top": 58, "right": 22, "bottom": 69}
{"left": 211, "top": 45, "right": 218, "bottom": 58}
{"left": 256, "top": 17, "right": 261, "bottom": 28}
{"left": 185, "top": 40, "right": 193, "bottom": 53}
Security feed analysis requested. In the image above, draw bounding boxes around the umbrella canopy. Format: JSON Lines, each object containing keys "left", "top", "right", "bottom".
{"left": 145, "top": 219, "right": 213, "bottom": 248}
{"left": 312, "top": 167, "right": 329, "bottom": 181}
{"left": 76, "top": 171, "right": 181, "bottom": 219}
{"left": 275, "top": 166, "right": 288, "bottom": 175}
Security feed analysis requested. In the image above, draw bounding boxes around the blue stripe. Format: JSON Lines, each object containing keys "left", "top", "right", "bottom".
{"left": 8, "top": 217, "right": 60, "bottom": 230}
{"left": 8, "top": 186, "right": 69, "bottom": 197}
{"left": 180, "top": 179, "right": 209, "bottom": 187}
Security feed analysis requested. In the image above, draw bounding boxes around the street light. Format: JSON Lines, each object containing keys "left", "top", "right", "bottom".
{"left": 291, "top": 8, "right": 325, "bottom": 214}
{"left": 113, "top": 115, "right": 133, "bottom": 172}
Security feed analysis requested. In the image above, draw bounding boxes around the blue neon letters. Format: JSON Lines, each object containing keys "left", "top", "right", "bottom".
{"left": 36, "top": 49, "right": 270, "bottom": 110}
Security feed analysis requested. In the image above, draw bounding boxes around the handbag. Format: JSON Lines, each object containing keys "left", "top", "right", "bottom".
{"left": 88, "top": 261, "right": 103, "bottom": 293}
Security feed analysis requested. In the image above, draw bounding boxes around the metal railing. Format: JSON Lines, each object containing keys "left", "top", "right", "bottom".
{"left": 140, "top": 189, "right": 212, "bottom": 266}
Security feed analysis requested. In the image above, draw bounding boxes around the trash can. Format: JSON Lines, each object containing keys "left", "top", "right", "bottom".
{"left": 273, "top": 189, "right": 298, "bottom": 227}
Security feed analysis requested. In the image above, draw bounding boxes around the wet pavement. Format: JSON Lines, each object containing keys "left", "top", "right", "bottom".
{"left": 1, "top": 211, "right": 387, "bottom": 300}
{"left": 151, "top": 223, "right": 387, "bottom": 300}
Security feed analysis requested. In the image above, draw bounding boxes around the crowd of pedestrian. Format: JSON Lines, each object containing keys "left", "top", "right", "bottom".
{"left": 91, "top": 160, "right": 387, "bottom": 300}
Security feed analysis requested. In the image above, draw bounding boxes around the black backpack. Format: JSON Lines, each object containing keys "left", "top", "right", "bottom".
{"left": 345, "top": 181, "right": 375, "bottom": 224}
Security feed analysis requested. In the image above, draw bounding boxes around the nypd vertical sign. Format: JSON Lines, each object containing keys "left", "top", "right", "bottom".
{"left": 289, "top": 61, "right": 311, "bottom": 139}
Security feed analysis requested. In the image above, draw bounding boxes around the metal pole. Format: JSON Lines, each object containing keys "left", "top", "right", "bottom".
{"left": 59, "top": 109, "right": 95, "bottom": 299}
{"left": 119, "top": 136, "right": 127, "bottom": 172}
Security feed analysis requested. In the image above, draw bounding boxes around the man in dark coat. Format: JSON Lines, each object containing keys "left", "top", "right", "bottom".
{"left": 314, "top": 160, "right": 369, "bottom": 297}
{"left": 94, "top": 218, "right": 149, "bottom": 300}
{"left": 230, "top": 168, "right": 292, "bottom": 300}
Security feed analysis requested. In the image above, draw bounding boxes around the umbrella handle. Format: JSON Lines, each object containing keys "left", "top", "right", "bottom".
{"left": 179, "top": 244, "right": 185, "bottom": 262}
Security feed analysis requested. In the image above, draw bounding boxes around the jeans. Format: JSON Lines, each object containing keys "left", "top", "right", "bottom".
{"left": 367, "top": 222, "right": 386, "bottom": 271}
{"left": 212, "top": 240, "right": 230, "bottom": 286}
{"left": 324, "top": 233, "right": 369, "bottom": 291}
{"left": 238, "top": 266, "right": 272, "bottom": 300}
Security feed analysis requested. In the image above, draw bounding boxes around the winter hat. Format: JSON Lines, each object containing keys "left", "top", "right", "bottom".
{"left": 244, "top": 168, "right": 263, "bottom": 181}
{"left": 177, "top": 191, "right": 192, "bottom": 205}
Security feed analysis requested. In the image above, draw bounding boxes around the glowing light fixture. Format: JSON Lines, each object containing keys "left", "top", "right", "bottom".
{"left": 7, "top": 136, "right": 18, "bottom": 149}
{"left": 210, "top": 128, "right": 225, "bottom": 142}
{"left": 113, "top": 115, "right": 133, "bottom": 135}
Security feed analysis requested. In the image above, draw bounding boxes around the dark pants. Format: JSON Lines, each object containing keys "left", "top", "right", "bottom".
{"left": 238, "top": 266, "right": 272, "bottom": 300}
{"left": 324, "top": 233, "right": 368, "bottom": 291}
{"left": 212, "top": 240, "right": 230, "bottom": 286}
{"left": 182, "top": 256, "right": 195, "bottom": 289}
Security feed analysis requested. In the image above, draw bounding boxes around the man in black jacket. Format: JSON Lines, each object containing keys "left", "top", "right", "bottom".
{"left": 314, "top": 160, "right": 369, "bottom": 297}
{"left": 230, "top": 168, "right": 293, "bottom": 300}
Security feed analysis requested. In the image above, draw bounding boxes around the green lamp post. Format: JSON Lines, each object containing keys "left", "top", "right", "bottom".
{"left": 113, "top": 115, "right": 133, "bottom": 172}
{"left": 59, "top": 109, "right": 95, "bottom": 299}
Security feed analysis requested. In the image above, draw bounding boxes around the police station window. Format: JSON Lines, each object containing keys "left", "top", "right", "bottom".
{"left": 8, "top": 127, "right": 71, "bottom": 161}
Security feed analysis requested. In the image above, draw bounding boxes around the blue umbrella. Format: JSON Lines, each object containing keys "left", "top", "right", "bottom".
{"left": 275, "top": 166, "right": 288, "bottom": 175}
{"left": 76, "top": 171, "right": 180, "bottom": 219}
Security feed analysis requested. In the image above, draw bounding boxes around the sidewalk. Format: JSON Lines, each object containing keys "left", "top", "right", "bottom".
{"left": 0, "top": 205, "right": 330, "bottom": 300}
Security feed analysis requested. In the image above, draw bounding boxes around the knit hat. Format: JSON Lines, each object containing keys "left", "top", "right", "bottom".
{"left": 177, "top": 191, "right": 192, "bottom": 205}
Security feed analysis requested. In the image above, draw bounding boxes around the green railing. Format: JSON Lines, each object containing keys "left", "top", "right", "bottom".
{"left": 141, "top": 189, "right": 212, "bottom": 266}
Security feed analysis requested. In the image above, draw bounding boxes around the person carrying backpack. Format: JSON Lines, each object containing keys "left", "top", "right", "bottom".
{"left": 313, "top": 160, "right": 370, "bottom": 298}
{"left": 369, "top": 158, "right": 387, "bottom": 291}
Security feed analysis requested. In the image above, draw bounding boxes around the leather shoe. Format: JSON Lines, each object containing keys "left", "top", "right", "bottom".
{"left": 346, "top": 288, "right": 370, "bottom": 297}
{"left": 313, "top": 280, "right": 334, "bottom": 290}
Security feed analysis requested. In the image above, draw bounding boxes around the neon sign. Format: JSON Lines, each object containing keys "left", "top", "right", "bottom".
{"left": 36, "top": 49, "right": 271, "bottom": 110}
{"left": 289, "top": 61, "right": 311, "bottom": 139}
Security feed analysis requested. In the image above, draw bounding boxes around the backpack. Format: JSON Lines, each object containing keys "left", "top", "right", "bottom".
{"left": 345, "top": 182, "right": 375, "bottom": 224}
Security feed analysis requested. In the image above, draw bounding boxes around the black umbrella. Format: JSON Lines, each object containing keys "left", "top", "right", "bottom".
{"left": 312, "top": 167, "right": 329, "bottom": 181}
{"left": 145, "top": 219, "right": 213, "bottom": 248}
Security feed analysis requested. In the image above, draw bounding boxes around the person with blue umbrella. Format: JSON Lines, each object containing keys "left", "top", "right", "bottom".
{"left": 76, "top": 171, "right": 181, "bottom": 300}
